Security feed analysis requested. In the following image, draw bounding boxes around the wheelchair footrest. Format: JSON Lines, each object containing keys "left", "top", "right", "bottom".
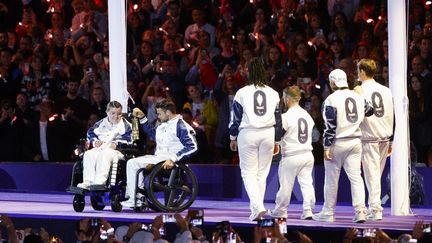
{"left": 67, "top": 186, "right": 86, "bottom": 195}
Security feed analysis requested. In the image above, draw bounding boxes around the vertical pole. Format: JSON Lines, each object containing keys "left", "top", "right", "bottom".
{"left": 108, "top": 0, "right": 128, "bottom": 112}
{"left": 388, "top": 0, "right": 410, "bottom": 215}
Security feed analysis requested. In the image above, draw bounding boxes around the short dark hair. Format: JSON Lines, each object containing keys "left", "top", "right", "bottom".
{"left": 155, "top": 99, "right": 176, "bottom": 113}
{"left": 106, "top": 100, "right": 122, "bottom": 112}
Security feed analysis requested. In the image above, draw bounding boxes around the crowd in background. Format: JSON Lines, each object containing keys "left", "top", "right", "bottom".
{"left": 0, "top": 0, "right": 431, "bottom": 166}
{"left": 1, "top": 214, "right": 431, "bottom": 243}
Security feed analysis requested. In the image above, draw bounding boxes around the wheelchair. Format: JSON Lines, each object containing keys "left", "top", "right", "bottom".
{"left": 67, "top": 140, "right": 199, "bottom": 213}
{"left": 131, "top": 160, "right": 198, "bottom": 212}
{"left": 67, "top": 141, "right": 140, "bottom": 213}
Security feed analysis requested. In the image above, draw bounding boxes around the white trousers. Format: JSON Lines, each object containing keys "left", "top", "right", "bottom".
{"left": 237, "top": 127, "right": 275, "bottom": 214}
{"left": 322, "top": 138, "right": 366, "bottom": 214}
{"left": 82, "top": 147, "right": 122, "bottom": 184}
{"left": 274, "top": 152, "right": 315, "bottom": 214}
{"left": 125, "top": 155, "right": 169, "bottom": 200}
{"left": 361, "top": 141, "right": 389, "bottom": 211}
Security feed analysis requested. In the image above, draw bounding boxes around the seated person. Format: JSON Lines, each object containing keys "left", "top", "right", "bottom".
{"left": 77, "top": 101, "right": 132, "bottom": 189}
{"left": 121, "top": 99, "right": 198, "bottom": 207}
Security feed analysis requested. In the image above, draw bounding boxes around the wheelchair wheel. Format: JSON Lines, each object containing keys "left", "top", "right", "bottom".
{"left": 73, "top": 194, "right": 85, "bottom": 212}
{"left": 90, "top": 193, "right": 106, "bottom": 211}
{"left": 145, "top": 163, "right": 198, "bottom": 212}
{"left": 110, "top": 194, "right": 122, "bottom": 212}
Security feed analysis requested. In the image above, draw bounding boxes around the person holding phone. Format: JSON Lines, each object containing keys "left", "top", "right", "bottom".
{"left": 229, "top": 57, "right": 282, "bottom": 221}
{"left": 269, "top": 86, "right": 316, "bottom": 220}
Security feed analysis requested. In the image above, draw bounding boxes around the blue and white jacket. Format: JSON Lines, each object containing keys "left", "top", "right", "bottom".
{"left": 322, "top": 88, "right": 374, "bottom": 149}
{"left": 140, "top": 115, "right": 198, "bottom": 162}
{"left": 229, "top": 84, "right": 283, "bottom": 143}
{"left": 87, "top": 117, "right": 133, "bottom": 147}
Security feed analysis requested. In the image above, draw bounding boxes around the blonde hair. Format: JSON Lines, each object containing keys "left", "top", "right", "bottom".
{"left": 283, "top": 85, "right": 301, "bottom": 102}
{"left": 357, "top": 58, "right": 377, "bottom": 78}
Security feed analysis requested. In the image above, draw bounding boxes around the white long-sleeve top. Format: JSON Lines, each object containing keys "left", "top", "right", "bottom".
{"left": 360, "top": 79, "right": 394, "bottom": 142}
{"left": 322, "top": 88, "right": 374, "bottom": 149}
{"left": 281, "top": 105, "right": 315, "bottom": 156}
{"left": 229, "top": 84, "right": 283, "bottom": 142}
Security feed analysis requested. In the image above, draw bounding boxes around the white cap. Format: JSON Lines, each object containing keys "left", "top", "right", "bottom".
{"left": 329, "top": 69, "right": 348, "bottom": 88}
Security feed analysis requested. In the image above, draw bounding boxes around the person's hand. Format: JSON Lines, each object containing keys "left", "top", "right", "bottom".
{"left": 298, "top": 231, "right": 313, "bottom": 243}
{"left": 125, "top": 222, "right": 142, "bottom": 240}
{"left": 132, "top": 108, "right": 145, "bottom": 118}
{"left": 273, "top": 144, "right": 280, "bottom": 155}
{"left": 344, "top": 228, "right": 357, "bottom": 241}
{"left": 151, "top": 215, "right": 163, "bottom": 240}
{"left": 272, "top": 221, "right": 285, "bottom": 241}
{"left": 152, "top": 215, "right": 163, "bottom": 230}
{"left": 324, "top": 149, "right": 332, "bottom": 161}
{"left": 94, "top": 140, "right": 103, "bottom": 148}
{"left": 175, "top": 213, "right": 189, "bottom": 233}
{"left": 65, "top": 38, "right": 75, "bottom": 47}
{"left": 98, "top": 218, "right": 112, "bottom": 231}
{"left": 109, "top": 143, "right": 117, "bottom": 150}
{"left": 412, "top": 220, "right": 425, "bottom": 240}
{"left": 376, "top": 228, "right": 392, "bottom": 242}
{"left": 0, "top": 215, "right": 18, "bottom": 242}
{"left": 39, "top": 227, "right": 50, "bottom": 243}
{"left": 162, "top": 159, "right": 175, "bottom": 169}
{"left": 190, "top": 226, "right": 205, "bottom": 239}
{"left": 230, "top": 140, "right": 237, "bottom": 151}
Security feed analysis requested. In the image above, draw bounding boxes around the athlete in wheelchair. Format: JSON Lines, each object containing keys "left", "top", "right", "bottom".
{"left": 121, "top": 99, "right": 199, "bottom": 212}
{"left": 68, "top": 99, "right": 199, "bottom": 213}
{"left": 68, "top": 100, "right": 136, "bottom": 212}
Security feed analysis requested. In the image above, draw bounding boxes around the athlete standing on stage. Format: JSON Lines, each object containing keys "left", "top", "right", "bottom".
{"left": 313, "top": 69, "right": 373, "bottom": 223}
{"left": 229, "top": 57, "right": 282, "bottom": 221}
{"left": 356, "top": 59, "right": 394, "bottom": 220}
{"left": 269, "top": 86, "right": 316, "bottom": 220}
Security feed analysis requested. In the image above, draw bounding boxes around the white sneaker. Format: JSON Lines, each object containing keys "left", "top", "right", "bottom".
{"left": 301, "top": 209, "right": 313, "bottom": 220}
{"left": 353, "top": 210, "right": 366, "bottom": 223}
{"left": 367, "top": 209, "right": 383, "bottom": 221}
{"left": 268, "top": 209, "right": 287, "bottom": 219}
{"left": 312, "top": 211, "right": 335, "bottom": 222}
{"left": 121, "top": 199, "right": 142, "bottom": 208}
{"left": 77, "top": 182, "right": 91, "bottom": 190}
{"left": 249, "top": 210, "right": 266, "bottom": 221}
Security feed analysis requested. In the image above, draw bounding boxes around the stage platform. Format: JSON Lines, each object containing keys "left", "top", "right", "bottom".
{"left": 1, "top": 192, "right": 431, "bottom": 242}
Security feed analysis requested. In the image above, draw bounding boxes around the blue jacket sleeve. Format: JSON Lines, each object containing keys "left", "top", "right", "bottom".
{"left": 274, "top": 102, "right": 283, "bottom": 143}
{"left": 87, "top": 119, "right": 103, "bottom": 142}
{"left": 322, "top": 105, "right": 337, "bottom": 149}
{"left": 229, "top": 100, "right": 243, "bottom": 140}
{"left": 139, "top": 117, "right": 156, "bottom": 141}
{"left": 174, "top": 119, "right": 198, "bottom": 161}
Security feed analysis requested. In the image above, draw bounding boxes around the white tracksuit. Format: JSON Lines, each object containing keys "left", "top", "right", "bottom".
{"left": 272, "top": 105, "right": 316, "bottom": 217}
{"left": 321, "top": 88, "right": 373, "bottom": 214}
{"left": 229, "top": 84, "right": 283, "bottom": 215}
{"left": 125, "top": 115, "right": 197, "bottom": 201}
{"left": 360, "top": 79, "right": 394, "bottom": 212}
{"left": 83, "top": 117, "right": 132, "bottom": 184}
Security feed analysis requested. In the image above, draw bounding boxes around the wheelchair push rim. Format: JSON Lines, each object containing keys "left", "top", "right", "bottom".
{"left": 145, "top": 163, "right": 198, "bottom": 212}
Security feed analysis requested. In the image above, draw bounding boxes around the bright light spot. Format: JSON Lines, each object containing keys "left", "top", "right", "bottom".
{"left": 366, "top": 18, "right": 374, "bottom": 24}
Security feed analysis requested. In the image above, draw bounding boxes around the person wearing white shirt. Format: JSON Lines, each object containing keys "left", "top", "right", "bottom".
{"left": 356, "top": 58, "right": 394, "bottom": 220}
{"left": 269, "top": 86, "right": 316, "bottom": 220}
